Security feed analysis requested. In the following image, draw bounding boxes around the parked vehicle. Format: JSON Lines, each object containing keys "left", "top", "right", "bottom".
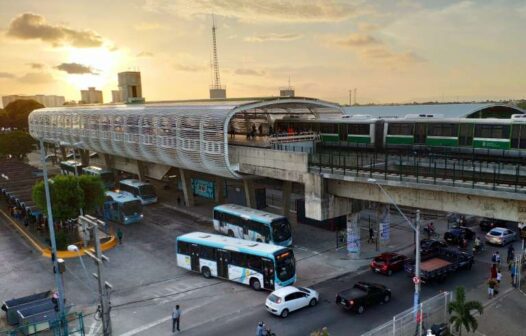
{"left": 265, "top": 286, "right": 319, "bottom": 318}
{"left": 419, "top": 239, "right": 447, "bottom": 259}
{"left": 485, "top": 227, "right": 516, "bottom": 246}
{"left": 444, "top": 226, "right": 475, "bottom": 245}
{"left": 479, "top": 219, "right": 508, "bottom": 232}
{"left": 370, "top": 252, "right": 408, "bottom": 276}
{"left": 335, "top": 282, "right": 391, "bottom": 314}
{"left": 102, "top": 191, "right": 143, "bottom": 225}
{"left": 118, "top": 179, "right": 158, "bottom": 205}
{"left": 405, "top": 247, "right": 473, "bottom": 283}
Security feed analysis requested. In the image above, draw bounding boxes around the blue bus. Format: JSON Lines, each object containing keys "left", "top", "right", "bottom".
{"left": 59, "top": 160, "right": 84, "bottom": 176}
{"left": 176, "top": 232, "right": 296, "bottom": 291}
{"left": 118, "top": 179, "right": 158, "bottom": 205}
{"left": 82, "top": 166, "right": 115, "bottom": 190}
{"left": 103, "top": 191, "right": 143, "bottom": 225}
{"left": 213, "top": 204, "right": 292, "bottom": 247}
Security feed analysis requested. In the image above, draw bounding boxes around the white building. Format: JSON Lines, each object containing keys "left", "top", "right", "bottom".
{"left": 80, "top": 87, "right": 103, "bottom": 104}
{"left": 118, "top": 71, "right": 144, "bottom": 104}
{"left": 2, "top": 94, "right": 65, "bottom": 108}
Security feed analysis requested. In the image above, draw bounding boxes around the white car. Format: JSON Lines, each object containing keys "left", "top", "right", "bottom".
{"left": 265, "top": 286, "right": 319, "bottom": 318}
{"left": 485, "top": 227, "right": 516, "bottom": 246}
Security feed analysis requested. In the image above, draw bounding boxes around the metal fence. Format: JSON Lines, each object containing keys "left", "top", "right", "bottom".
{"left": 361, "top": 291, "right": 452, "bottom": 336}
{"left": 0, "top": 312, "right": 85, "bottom": 336}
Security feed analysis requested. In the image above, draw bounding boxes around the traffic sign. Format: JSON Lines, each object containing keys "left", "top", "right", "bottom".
{"left": 413, "top": 276, "right": 421, "bottom": 285}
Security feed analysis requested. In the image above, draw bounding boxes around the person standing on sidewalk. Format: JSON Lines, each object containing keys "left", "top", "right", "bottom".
{"left": 117, "top": 228, "right": 123, "bottom": 244}
{"left": 172, "top": 305, "right": 181, "bottom": 333}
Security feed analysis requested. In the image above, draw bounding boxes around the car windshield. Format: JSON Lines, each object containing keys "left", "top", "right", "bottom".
{"left": 373, "top": 257, "right": 386, "bottom": 263}
{"left": 121, "top": 200, "right": 142, "bottom": 216}
{"left": 271, "top": 218, "right": 291, "bottom": 243}
{"left": 267, "top": 294, "right": 281, "bottom": 303}
{"left": 275, "top": 250, "right": 295, "bottom": 282}
{"left": 297, "top": 287, "right": 309, "bottom": 293}
{"left": 489, "top": 231, "right": 502, "bottom": 236}
{"left": 139, "top": 184, "right": 156, "bottom": 198}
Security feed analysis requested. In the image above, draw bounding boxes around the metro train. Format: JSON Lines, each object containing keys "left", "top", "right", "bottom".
{"left": 274, "top": 114, "right": 526, "bottom": 153}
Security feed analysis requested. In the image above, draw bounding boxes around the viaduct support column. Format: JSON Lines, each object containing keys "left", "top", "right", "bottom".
{"left": 243, "top": 179, "right": 256, "bottom": 208}
{"left": 79, "top": 149, "right": 90, "bottom": 167}
{"left": 215, "top": 177, "right": 225, "bottom": 203}
{"left": 346, "top": 200, "right": 364, "bottom": 260}
{"left": 179, "top": 168, "right": 195, "bottom": 207}
{"left": 136, "top": 160, "right": 147, "bottom": 181}
{"left": 60, "top": 146, "right": 67, "bottom": 160}
{"left": 376, "top": 204, "right": 391, "bottom": 249}
{"left": 282, "top": 181, "right": 292, "bottom": 218}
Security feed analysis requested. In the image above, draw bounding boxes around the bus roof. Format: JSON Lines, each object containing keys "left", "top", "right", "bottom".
{"left": 60, "top": 160, "right": 83, "bottom": 167}
{"left": 177, "top": 232, "right": 288, "bottom": 256}
{"left": 105, "top": 190, "right": 140, "bottom": 203}
{"left": 83, "top": 166, "right": 112, "bottom": 173}
{"left": 214, "top": 204, "right": 285, "bottom": 223}
{"left": 120, "top": 179, "right": 151, "bottom": 187}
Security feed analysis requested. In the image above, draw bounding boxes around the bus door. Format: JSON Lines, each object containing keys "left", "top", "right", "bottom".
{"left": 189, "top": 244, "right": 200, "bottom": 272}
{"left": 262, "top": 258, "right": 275, "bottom": 290}
{"left": 216, "top": 250, "right": 230, "bottom": 278}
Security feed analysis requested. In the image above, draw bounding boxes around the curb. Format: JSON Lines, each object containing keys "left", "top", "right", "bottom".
{"left": 0, "top": 209, "right": 45, "bottom": 254}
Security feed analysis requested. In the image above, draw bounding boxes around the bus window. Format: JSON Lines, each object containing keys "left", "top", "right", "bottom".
{"left": 139, "top": 184, "right": 156, "bottom": 197}
{"left": 121, "top": 200, "right": 142, "bottom": 217}
{"left": 271, "top": 219, "right": 292, "bottom": 244}
{"left": 177, "top": 241, "right": 190, "bottom": 255}
{"left": 275, "top": 250, "right": 295, "bottom": 282}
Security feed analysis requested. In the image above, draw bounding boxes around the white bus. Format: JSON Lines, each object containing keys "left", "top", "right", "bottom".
{"left": 59, "top": 160, "right": 84, "bottom": 176}
{"left": 118, "top": 179, "right": 158, "bottom": 205}
{"left": 213, "top": 204, "right": 292, "bottom": 246}
{"left": 82, "top": 166, "right": 114, "bottom": 190}
{"left": 176, "top": 232, "right": 296, "bottom": 291}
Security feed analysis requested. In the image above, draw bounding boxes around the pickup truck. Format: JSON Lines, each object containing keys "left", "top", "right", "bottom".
{"left": 404, "top": 247, "right": 473, "bottom": 283}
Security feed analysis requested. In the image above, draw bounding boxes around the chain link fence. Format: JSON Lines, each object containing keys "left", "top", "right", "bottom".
{"left": 0, "top": 312, "right": 85, "bottom": 336}
{"left": 361, "top": 291, "right": 452, "bottom": 336}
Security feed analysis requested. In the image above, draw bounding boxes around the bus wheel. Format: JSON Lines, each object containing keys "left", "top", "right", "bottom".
{"left": 250, "top": 278, "right": 262, "bottom": 291}
{"left": 228, "top": 230, "right": 235, "bottom": 237}
{"left": 201, "top": 267, "right": 211, "bottom": 279}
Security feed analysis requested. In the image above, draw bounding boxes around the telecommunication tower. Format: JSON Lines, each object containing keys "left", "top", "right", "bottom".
{"left": 209, "top": 15, "right": 226, "bottom": 99}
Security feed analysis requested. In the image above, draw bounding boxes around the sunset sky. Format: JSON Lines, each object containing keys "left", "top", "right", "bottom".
{"left": 0, "top": 0, "right": 525, "bottom": 106}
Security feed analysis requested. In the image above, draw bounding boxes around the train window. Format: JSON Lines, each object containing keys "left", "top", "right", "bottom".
{"left": 320, "top": 124, "right": 336, "bottom": 133}
{"left": 474, "top": 124, "right": 510, "bottom": 139}
{"left": 348, "top": 124, "right": 369, "bottom": 135}
{"left": 459, "top": 124, "right": 474, "bottom": 146}
{"left": 511, "top": 125, "right": 520, "bottom": 148}
{"left": 520, "top": 125, "right": 526, "bottom": 149}
{"left": 388, "top": 123, "right": 414, "bottom": 135}
{"left": 427, "top": 123, "right": 458, "bottom": 137}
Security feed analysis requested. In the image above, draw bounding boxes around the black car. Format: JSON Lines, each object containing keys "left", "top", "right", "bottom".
{"left": 419, "top": 239, "right": 447, "bottom": 259}
{"left": 444, "top": 226, "right": 475, "bottom": 244}
{"left": 479, "top": 219, "right": 508, "bottom": 232}
{"left": 335, "top": 282, "right": 391, "bottom": 314}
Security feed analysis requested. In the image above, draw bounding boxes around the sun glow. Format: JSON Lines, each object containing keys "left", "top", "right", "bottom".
{"left": 62, "top": 48, "right": 123, "bottom": 90}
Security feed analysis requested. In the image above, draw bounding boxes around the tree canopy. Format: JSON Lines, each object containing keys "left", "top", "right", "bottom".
{"left": 2, "top": 99, "right": 44, "bottom": 130}
{"left": 32, "top": 174, "right": 105, "bottom": 222}
{"left": 448, "top": 286, "right": 483, "bottom": 336}
{"left": 0, "top": 131, "right": 36, "bottom": 159}
{"left": 517, "top": 100, "right": 526, "bottom": 111}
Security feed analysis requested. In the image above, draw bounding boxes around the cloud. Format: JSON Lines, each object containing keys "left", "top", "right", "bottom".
{"left": 245, "top": 33, "right": 303, "bottom": 43}
{"left": 7, "top": 13, "right": 103, "bottom": 48}
{"left": 173, "top": 63, "right": 207, "bottom": 72}
{"left": 234, "top": 68, "right": 266, "bottom": 76}
{"left": 137, "top": 51, "right": 154, "bottom": 57}
{"left": 27, "top": 63, "right": 44, "bottom": 69}
{"left": 18, "top": 72, "right": 53, "bottom": 84}
{"left": 134, "top": 22, "right": 165, "bottom": 31}
{"left": 0, "top": 72, "right": 15, "bottom": 79}
{"left": 144, "top": 0, "right": 372, "bottom": 23}
{"left": 329, "top": 32, "right": 381, "bottom": 47}
{"left": 55, "top": 63, "right": 98, "bottom": 74}
{"left": 360, "top": 47, "right": 426, "bottom": 67}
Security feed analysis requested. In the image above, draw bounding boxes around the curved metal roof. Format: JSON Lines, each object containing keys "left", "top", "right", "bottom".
{"left": 29, "top": 97, "right": 342, "bottom": 179}
{"left": 343, "top": 103, "right": 524, "bottom": 119}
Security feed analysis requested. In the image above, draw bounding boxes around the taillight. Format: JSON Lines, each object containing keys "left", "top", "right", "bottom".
{"left": 349, "top": 300, "right": 354, "bottom": 305}
{"left": 382, "top": 264, "right": 388, "bottom": 270}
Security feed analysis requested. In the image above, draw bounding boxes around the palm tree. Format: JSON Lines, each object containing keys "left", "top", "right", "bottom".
{"left": 448, "top": 286, "right": 483, "bottom": 336}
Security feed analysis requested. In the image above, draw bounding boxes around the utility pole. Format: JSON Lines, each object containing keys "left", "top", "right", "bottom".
{"left": 415, "top": 210, "right": 421, "bottom": 335}
{"left": 80, "top": 215, "right": 113, "bottom": 336}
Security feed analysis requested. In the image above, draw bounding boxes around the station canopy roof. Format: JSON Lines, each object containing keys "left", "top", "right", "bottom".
{"left": 343, "top": 103, "right": 524, "bottom": 119}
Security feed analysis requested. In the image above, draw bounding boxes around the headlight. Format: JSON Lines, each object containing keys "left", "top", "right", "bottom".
{"left": 124, "top": 217, "right": 129, "bottom": 221}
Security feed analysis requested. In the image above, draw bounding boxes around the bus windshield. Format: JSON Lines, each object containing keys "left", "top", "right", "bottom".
{"left": 121, "top": 200, "right": 142, "bottom": 215}
{"left": 139, "top": 184, "right": 156, "bottom": 197}
{"left": 271, "top": 218, "right": 291, "bottom": 243}
{"left": 275, "top": 250, "right": 295, "bottom": 282}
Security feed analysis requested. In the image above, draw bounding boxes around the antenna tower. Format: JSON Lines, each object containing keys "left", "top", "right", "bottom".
{"left": 211, "top": 15, "right": 221, "bottom": 89}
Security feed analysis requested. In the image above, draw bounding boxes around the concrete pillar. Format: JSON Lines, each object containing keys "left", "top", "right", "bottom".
{"left": 346, "top": 200, "right": 364, "bottom": 259}
{"left": 282, "top": 181, "right": 292, "bottom": 217}
{"left": 60, "top": 146, "right": 67, "bottom": 160}
{"left": 376, "top": 204, "right": 391, "bottom": 249}
{"left": 79, "top": 149, "right": 90, "bottom": 166}
{"left": 136, "top": 160, "right": 147, "bottom": 181}
{"left": 179, "top": 168, "right": 194, "bottom": 207}
{"left": 215, "top": 177, "right": 225, "bottom": 203}
{"left": 243, "top": 179, "right": 256, "bottom": 208}
{"left": 103, "top": 154, "right": 114, "bottom": 169}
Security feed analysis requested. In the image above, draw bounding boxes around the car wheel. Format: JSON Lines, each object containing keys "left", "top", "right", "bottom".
{"left": 228, "top": 230, "right": 235, "bottom": 237}
{"left": 357, "top": 305, "right": 365, "bottom": 314}
{"left": 383, "top": 294, "right": 391, "bottom": 303}
{"left": 201, "top": 267, "right": 211, "bottom": 279}
{"left": 250, "top": 278, "right": 261, "bottom": 291}
{"left": 280, "top": 309, "right": 289, "bottom": 318}
{"left": 309, "top": 298, "right": 318, "bottom": 307}
{"left": 387, "top": 269, "right": 393, "bottom": 276}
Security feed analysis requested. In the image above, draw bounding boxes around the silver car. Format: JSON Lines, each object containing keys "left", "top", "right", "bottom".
{"left": 485, "top": 228, "right": 516, "bottom": 246}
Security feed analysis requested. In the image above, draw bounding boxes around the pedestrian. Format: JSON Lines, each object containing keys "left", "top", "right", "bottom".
{"left": 496, "top": 270, "right": 502, "bottom": 287}
{"left": 256, "top": 321, "right": 264, "bottom": 336}
{"left": 511, "top": 263, "right": 517, "bottom": 288}
{"left": 177, "top": 196, "right": 181, "bottom": 206}
{"left": 117, "top": 228, "right": 123, "bottom": 244}
{"left": 490, "top": 264, "right": 497, "bottom": 280}
{"left": 487, "top": 278, "right": 496, "bottom": 298}
{"left": 491, "top": 251, "right": 498, "bottom": 265}
{"left": 172, "top": 305, "right": 181, "bottom": 333}
{"left": 495, "top": 251, "right": 501, "bottom": 267}
{"left": 507, "top": 245, "right": 515, "bottom": 264}
{"left": 368, "top": 227, "right": 374, "bottom": 244}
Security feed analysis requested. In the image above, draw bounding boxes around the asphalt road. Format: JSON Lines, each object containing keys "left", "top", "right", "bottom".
{"left": 183, "top": 243, "right": 505, "bottom": 336}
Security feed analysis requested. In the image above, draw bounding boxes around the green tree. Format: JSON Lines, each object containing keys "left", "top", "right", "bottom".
{"left": 311, "top": 327, "right": 329, "bottom": 336}
{"left": 0, "top": 131, "right": 36, "bottom": 159}
{"left": 3, "top": 99, "right": 44, "bottom": 129}
{"left": 517, "top": 100, "right": 526, "bottom": 110}
{"left": 78, "top": 175, "right": 105, "bottom": 214}
{"left": 32, "top": 175, "right": 84, "bottom": 221}
{"left": 448, "top": 286, "right": 483, "bottom": 336}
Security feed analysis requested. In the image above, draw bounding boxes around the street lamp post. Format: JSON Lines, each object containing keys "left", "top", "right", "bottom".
{"left": 367, "top": 179, "right": 421, "bottom": 328}
{"left": 39, "top": 139, "right": 67, "bottom": 326}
